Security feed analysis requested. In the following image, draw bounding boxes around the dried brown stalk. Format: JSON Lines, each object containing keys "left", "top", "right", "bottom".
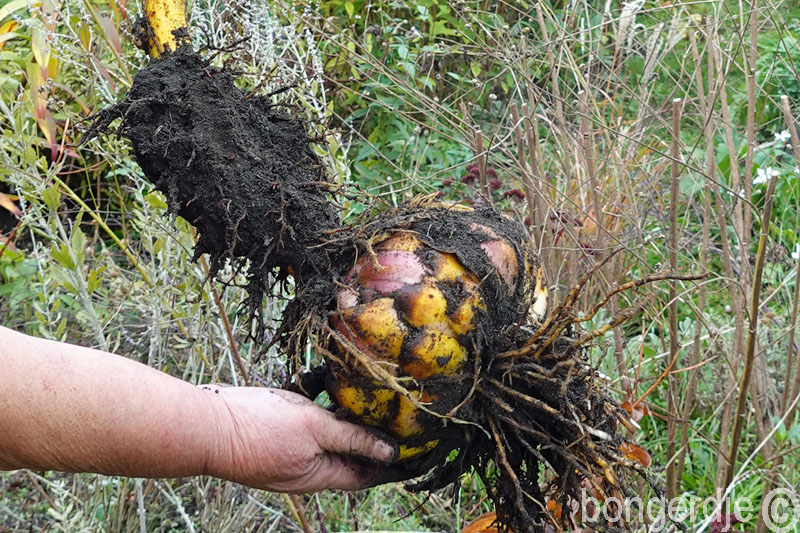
{"left": 724, "top": 151, "right": 779, "bottom": 489}
{"left": 475, "top": 129, "right": 490, "bottom": 200}
{"left": 677, "top": 25, "right": 713, "bottom": 485}
{"left": 666, "top": 98, "right": 682, "bottom": 501}
{"left": 198, "top": 255, "right": 251, "bottom": 385}
{"left": 781, "top": 96, "right": 800, "bottom": 428}
{"left": 708, "top": 27, "right": 748, "bottom": 490}
{"left": 578, "top": 90, "right": 603, "bottom": 260}
{"left": 535, "top": 3, "right": 573, "bottom": 184}
{"left": 522, "top": 103, "right": 543, "bottom": 246}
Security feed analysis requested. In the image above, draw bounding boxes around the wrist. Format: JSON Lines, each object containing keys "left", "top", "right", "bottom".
{"left": 195, "top": 385, "right": 237, "bottom": 480}
{"left": 192, "top": 386, "right": 301, "bottom": 491}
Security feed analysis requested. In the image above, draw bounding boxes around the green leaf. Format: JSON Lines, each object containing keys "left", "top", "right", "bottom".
{"left": 145, "top": 191, "right": 168, "bottom": 211}
{"left": 87, "top": 266, "right": 106, "bottom": 294}
{"left": 55, "top": 317, "right": 67, "bottom": 340}
{"left": 470, "top": 61, "right": 482, "bottom": 78}
{"left": 43, "top": 185, "right": 61, "bottom": 211}
{"left": 0, "top": 0, "right": 27, "bottom": 24}
{"left": 344, "top": 1, "right": 354, "bottom": 17}
{"left": 69, "top": 226, "right": 86, "bottom": 266}
{"left": 788, "top": 422, "right": 800, "bottom": 444}
{"left": 24, "top": 145, "right": 37, "bottom": 165}
{"left": 431, "top": 20, "right": 456, "bottom": 37}
{"left": 51, "top": 244, "right": 75, "bottom": 269}
{"left": 74, "top": 16, "right": 91, "bottom": 51}
{"left": 418, "top": 76, "right": 435, "bottom": 90}
{"left": 152, "top": 236, "right": 166, "bottom": 255}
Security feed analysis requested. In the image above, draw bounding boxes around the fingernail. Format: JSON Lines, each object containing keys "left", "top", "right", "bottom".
{"left": 376, "top": 441, "right": 395, "bottom": 463}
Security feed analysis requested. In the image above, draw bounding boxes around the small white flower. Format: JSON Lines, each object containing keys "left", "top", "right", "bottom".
{"left": 795, "top": 166, "right": 799, "bottom": 175}
{"left": 754, "top": 166, "right": 779, "bottom": 186}
{"left": 775, "top": 130, "right": 792, "bottom": 144}
{"left": 793, "top": 243, "right": 800, "bottom": 261}
{"left": 738, "top": 189, "right": 745, "bottom": 199}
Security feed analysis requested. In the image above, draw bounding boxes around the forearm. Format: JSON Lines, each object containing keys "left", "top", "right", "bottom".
{"left": 0, "top": 326, "right": 219, "bottom": 478}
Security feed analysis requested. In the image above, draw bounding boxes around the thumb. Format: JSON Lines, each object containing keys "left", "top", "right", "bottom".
{"left": 310, "top": 411, "right": 396, "bottom": 464}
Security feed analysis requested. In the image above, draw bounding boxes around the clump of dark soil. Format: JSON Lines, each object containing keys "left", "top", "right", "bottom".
{"left": 89, "top": 49, "right": 345, "bottom": 330}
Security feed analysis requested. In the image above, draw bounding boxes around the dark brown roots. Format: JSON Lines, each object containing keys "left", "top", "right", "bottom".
{"left": 291, "top": 256, "right": 704, "bottom": 532}
{"left": 291, "top": 307, "right": 650, "bottom": 533}
{"left": 91, "top": 48, "right": 704, "bottom": 533}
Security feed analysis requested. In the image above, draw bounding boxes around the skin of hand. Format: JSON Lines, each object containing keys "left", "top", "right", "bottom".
{"left": 200, "top": 385, "right": 399, "bottom": 492}
{"left": 0, "top": 325, "right": 399, "bottom": 493}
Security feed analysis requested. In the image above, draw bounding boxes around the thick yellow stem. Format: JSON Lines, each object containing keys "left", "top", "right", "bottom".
{"left": 143, "top": 0, "right": 189, "bottom": 57}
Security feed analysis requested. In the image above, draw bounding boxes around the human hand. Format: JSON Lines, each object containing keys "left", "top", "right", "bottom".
{"left": 0, "top": 327, "right": 402, "bottom": 489}
{"left": 200, "top": 386, "right": 400, "bottom": 493}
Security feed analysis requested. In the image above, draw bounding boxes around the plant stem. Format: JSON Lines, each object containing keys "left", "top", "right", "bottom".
{"left": 578, "top": 89, "right": 603, "bottom": 261}
{"left": 724, "top": 158, "right": 779, "bottom": 489}
{"left": 677, "top": 25, "right": 712, "bottom": 485}
{"left": 707, "top": 27, "right": 748, "bottom": 489}
{"left": 510, "top": 102, "right": 540, "bottom": 252}
{"left": 666, "top": 98, "right": 682, "bottom": 500}
{"left": 199, "top": 255, "right": 251, "bottom": 386}
{"left": 780, "top": 95, "right": 800, "bottom": 428}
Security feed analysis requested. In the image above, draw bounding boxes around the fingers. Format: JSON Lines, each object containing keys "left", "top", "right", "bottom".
{"left": 309, "top": 411, "right": 396, "bottom": 464}
{"left": 286, "top": 453, "right": 410, "bottom": 493}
